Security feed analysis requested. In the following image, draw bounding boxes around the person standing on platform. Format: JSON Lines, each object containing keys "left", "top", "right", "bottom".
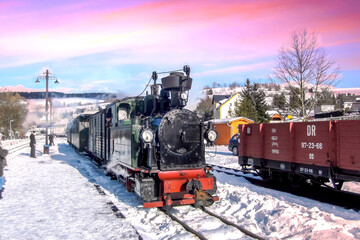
{"left": 49, "top": 133, "right": 55, "bottom": 146}
{"left": 0, "top": 142, "right": 8, "bottom": 199}
{"left": 30, "top": 131, "right": 36, "bottom": 158}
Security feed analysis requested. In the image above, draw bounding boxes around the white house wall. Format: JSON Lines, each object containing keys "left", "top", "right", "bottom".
{"left": 220, "top": 94, "right": 241, "bottom": 119}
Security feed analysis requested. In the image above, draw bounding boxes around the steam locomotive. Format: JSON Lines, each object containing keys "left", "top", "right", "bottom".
{"left": 67, "top": 66, "right": 219, "bottom": 208}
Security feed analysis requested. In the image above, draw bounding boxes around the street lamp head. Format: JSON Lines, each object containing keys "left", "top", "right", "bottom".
{"left": 35, "top": 79, "right": 40, "bottom": 83}
{"left": 42, "top": 67, "right": 51, "bottom": 76}
{"left": 54, "top": 79, "right": 59, "bottom": 84}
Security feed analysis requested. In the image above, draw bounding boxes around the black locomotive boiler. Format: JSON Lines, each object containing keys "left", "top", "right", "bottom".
{"left": 67, "top": 66, "right": 219, "bottom": 208}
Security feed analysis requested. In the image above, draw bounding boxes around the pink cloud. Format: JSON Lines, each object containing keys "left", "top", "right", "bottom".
{"left": 0, "top": 84, "right": 72, "bottom": 93}
{"left": 195, "top": 61, "right": 274, "bottom": 77}
{"left": 0, "top": 0, "right": 359, "bottom": 68}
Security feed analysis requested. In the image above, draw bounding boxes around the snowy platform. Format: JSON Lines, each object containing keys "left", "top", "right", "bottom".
{"left": 0, "top": 141, "right": 138, "bottom": 240}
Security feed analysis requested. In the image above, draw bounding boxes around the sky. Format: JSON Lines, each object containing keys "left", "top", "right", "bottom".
{"left": 0, "top": 0, "right": 360, "bottom": 106}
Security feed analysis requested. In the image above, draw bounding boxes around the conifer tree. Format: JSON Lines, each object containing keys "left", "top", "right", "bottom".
{"left": 272, "top": 92, "right": 287, "bottom": 111}
{"left": 233, "top": 79, "right": 269, "bottom": 122}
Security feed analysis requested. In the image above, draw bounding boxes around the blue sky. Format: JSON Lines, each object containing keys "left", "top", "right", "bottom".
{"left": 1, "top": 0, "right": 359, "bottom": 106}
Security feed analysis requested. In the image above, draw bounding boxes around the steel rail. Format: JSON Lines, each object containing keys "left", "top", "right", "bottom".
{"left": 209, "top": 163, "right": 360, "bottom": 211}
{"left": 201, "top": 208, "right": 264, "bottom": 240}
{"left": 159, "top": 208, "right": 207, "bottom": 240}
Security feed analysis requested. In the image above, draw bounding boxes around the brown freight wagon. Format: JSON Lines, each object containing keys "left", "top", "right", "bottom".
{"left": 238, "top": 120, "right": 360, "bottom": 189}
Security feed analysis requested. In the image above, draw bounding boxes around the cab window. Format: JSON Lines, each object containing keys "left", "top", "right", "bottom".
{"left": 118, "top": 108, "right": 128, "bottom": 120}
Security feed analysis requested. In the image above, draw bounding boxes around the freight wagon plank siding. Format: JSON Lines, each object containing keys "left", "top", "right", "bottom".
{"left": 293, "top": 122, "right": 331, "bottom": 167}
{"left": 238, "top": 119, "right": 360, "bottom": 185}
{"left": 240, "top": 124, "right": 263, "bottom": 159}
{"left": 263, "top": 123, "right": 293, "bottom": 162}
{"left": 338, "top": 120, "right": 360, "bottom": 171}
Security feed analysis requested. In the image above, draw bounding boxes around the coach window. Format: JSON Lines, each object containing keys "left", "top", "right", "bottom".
{"left": 106, "top": 108, "right": 113, "bottom": 122}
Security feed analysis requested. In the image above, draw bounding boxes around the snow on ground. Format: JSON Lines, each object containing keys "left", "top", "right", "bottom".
{"left": 1, "top": 141, "right": 360, "bottom": 239}
{"left": 206, "top": 145, "right": 360, "bottom": 239}
{"left": 0, "top": 139, "right": 137, "bottom": 240}
{"left": 211, "top": 173, "right": 360, "bottom": 239}
{"left": 205, "top": 145, "right": 242, "bottom": 170}
{"left": 0, "top": 139, "right": 198, "bottom": 240}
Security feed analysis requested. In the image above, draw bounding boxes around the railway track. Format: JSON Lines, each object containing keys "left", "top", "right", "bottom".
{"left": 159, "top": 206, "right": 264, "bottom": 240}
{"left": 8, "top": 142, "right": 29, "bottom": 153}
{"left": 4, "top": 139, "right": 30, "bottom": 157}
{"left": 4, "top": 136, "right": 47, "bottom": 156}
{"left": 207, "top": 164, "right": 259, "bottom": 178}
{"left": 208, "top": 163, "right": 360, "bottom": 211}
{"left": 69, "top": 144, "right": 359, "bottom": 238}
{"left": 91, "top": 157, "right": 264, "bottom": 239}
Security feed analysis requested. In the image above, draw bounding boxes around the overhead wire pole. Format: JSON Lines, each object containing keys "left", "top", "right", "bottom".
{"left": 36, "top": 68, "right": 59, "bottom": 154}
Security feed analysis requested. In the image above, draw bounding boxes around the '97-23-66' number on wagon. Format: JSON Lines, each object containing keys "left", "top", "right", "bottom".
{"left": 301, "top": 142, "right": 323, "bottom": 149}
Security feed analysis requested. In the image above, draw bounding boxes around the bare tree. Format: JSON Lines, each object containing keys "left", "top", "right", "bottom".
{"left": 272, "top": 28, "right": 341, "bottom": 120}
{"left": 195, "top": 96, "right": 214, "bottom": 121}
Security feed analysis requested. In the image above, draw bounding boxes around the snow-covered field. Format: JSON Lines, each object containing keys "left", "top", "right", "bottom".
{"left": 1, "top": 141, "right": 360, "bottom": 239}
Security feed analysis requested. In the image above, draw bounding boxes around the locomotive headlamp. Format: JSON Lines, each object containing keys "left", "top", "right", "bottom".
{"left": 180, "top": 92, "right": 188, "bottom": 100}
{"left": 207, "top": 130, "right": 218, "bottom": 142}
{"left": 141, "top": 129, "right": 154, "bottom": 143}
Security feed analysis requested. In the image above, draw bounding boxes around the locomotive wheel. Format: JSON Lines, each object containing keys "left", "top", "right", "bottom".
{"left": 232, "top": 146, "right": 238, "bottom": 156}
{"left": 289, "top": 174, "right": 305, "bottom": 188}
{"left": 331, "top": 179, "right": 344, "bottom": 190}
{"left": 259, "top": 169, "right": 270, "bottom": 181}
{"left": 308, "top": 178, "right": 323, "bottom": 188}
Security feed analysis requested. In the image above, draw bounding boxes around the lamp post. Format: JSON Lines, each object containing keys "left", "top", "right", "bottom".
{"left": 36, "top": 68, "right": 59, "bottom": 154}
{"left": 9, "top": 119, "right": 14, "bottom": 140}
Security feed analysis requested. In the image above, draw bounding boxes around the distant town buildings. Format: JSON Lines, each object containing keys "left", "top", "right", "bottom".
{"left": 205, "top": 84, "right": 360, "bottom": 121}
{"left": 212, "top": 93, "right": 240, "bottom": 119}
{"left": 206, "top": 117, "right": 254, "bottom": 145}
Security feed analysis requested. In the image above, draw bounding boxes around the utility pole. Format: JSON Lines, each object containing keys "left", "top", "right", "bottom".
{"left": 36, "top": 68, "right": 59, "bottom": 154}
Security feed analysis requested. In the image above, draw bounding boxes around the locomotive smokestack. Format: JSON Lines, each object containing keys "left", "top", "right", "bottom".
{"left": 161, "top": 72, "right": 192, "bottom": 108}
